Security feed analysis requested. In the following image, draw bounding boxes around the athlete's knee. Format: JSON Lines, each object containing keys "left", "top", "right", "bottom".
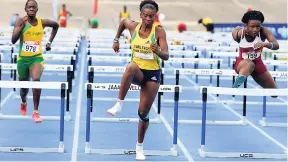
{"left": 32, "top": 76, "right": 41, "bottom": 81}
{"left": 138, "top": 110, "right": 149, "bottom": 122}
{"left": 125, "top": 63, "right": 138, "bottom": 75}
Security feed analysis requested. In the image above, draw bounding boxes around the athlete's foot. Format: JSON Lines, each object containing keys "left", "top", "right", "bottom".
{"left": 136, "top": 143, "right": 146, "bottom": 161}
{"left": 107, "top": 100, "right": 123, "bottom": 116}
{"left": 32, "top": 111, "right": 42, "bottom": 123}
{"left": 20, "top": 102, "right": 27, "bottom": 116}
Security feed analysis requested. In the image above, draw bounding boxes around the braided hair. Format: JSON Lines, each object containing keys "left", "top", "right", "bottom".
{"left": 241, "top": 10, "right": 264, "bottom": 24}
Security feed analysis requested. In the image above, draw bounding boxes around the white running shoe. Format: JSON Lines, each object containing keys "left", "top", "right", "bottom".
{"left": 107, "top": 100, "right": 123, "bottom": 116}
{"left": 136, "top": 143, "right": 146, "bottom": 161}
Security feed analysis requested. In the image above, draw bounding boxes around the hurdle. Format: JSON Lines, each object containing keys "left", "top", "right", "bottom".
{"left": 0, "top": 63, "right": 73, "bottom": 121}
{"left": 12, "top": 53, "right": 76, "bottom": 78}
{"left": 163, "top": 68, "right": 287, "bottom": 125}
{"left": 208, "top": 51, "right": 238, "bottom": 67}
{"left": 87, "top": 48, "right": 132, "bottom": 56}
{"left": 87, "top": 43, "right": 131, "bottom": 49}
{"left": 85, "top": 82, "right": 181, "bottom": 156}
{"left": 164, "top": 57, "right": 222, "bottom": 85}
{"left": 0, "top": 80, "right": 67, "bottom": 153}
{"left": 0, "top": 45, "right": 14, "bottom": 78}
{"left": 198, "top": 86, "right": 288, "bottom": 159}
{"left": 87, "top": 55, "right": 131, "bottom": 67}
{"left": 259, "top": 95, "right": 288, "bottom": 127}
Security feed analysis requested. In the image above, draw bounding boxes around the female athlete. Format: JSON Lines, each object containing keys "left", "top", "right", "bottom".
{"left": 11, "top": 0, "right": 59, "bottom": 123}
{"left": 232, "top": 10, "right": 279, "bottom": 91}
{"left": 107, "top": 0, "right": 169, "bottom": 160}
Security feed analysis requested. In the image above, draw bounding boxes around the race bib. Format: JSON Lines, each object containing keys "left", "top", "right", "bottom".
{"left": 22, "top": 41, "right": 40, "bottom": 53}
{"left": 134, "top": 52, "right": 154, "bottom": 60}
{"left": 60, "top": 16, "right": 67, "bottom": 21}
{"left": 242, "top": 52, "right": 261, "bottom": 60}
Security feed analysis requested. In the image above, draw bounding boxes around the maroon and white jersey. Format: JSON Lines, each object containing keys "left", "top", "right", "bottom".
{"left": 238, "top": 29, "right": 263, "bottom": 61}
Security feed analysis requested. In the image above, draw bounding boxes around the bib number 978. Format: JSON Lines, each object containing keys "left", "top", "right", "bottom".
{"left": 24, "top": 45, "right": 37, "bottom": 52}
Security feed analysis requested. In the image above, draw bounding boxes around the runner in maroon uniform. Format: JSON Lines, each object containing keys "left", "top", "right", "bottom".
{"left": 231, "top": 10, "right": 279, "bottom": 94}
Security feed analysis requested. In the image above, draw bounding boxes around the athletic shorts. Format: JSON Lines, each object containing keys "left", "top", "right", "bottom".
{"left": 234, "top": 57, "right": 267, "bottom": 77}
{"left": 133, "top": 69, "right": 161, "bottom": 85}
{"left": 206, "top": 23, "right": 214, "bottom": 33}
{"left": 17, "top": 55, "right": 44, "bottom": 79}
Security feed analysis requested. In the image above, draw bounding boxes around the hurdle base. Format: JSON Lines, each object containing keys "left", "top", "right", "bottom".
{"left": 0, "top": 113, "right": 72, "bottom": 121}
{"left": 85, "top": 148, "right": 177, "bottom": 156}
{"left": 178, "top": 119, "right": 246, "bottom": 126}
{"left": 259, "top": 119, "right": 287, "bottom": 127}
{"left": 91, "top": 117, "right": 161, "bottom": 124}
{"left": 198, "top": 148, "right": 287, "bottom": 159}
{"left": 0, "top": 146, "right": 64, "bottom": 153}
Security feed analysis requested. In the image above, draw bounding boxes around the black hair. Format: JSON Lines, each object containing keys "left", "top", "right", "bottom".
{"left": 25, "top": 0, "right": 38, "bottom": 8}
{"left": 198, "top": 19, "right": 203, "bottom": 24}
{"left": 241, "top": 10, "right": 264, "bottom": 24}
{"left": 139, "top": 0, "right": 159, "bottom": 12}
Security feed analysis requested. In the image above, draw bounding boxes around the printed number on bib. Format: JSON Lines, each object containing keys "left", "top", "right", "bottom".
{"left": 243, "top": 52, "right": 260, "bottom": 60}
{"left": 22, "top": 41, "right": 40, "bottom": 53}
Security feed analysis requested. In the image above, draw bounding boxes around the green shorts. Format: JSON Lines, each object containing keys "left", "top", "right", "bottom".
{"left": 17, "top": 55, "right": 44, "bottom": 79}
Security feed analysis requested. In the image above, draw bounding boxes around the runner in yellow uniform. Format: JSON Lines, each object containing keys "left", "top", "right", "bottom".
{"left": 119, "top": 5, "right": 130, "bottom": 23}
{"left": 108, "top": 1, "right": 169, "bottom": 160}
{"left": 11, "top": 0, "right": 59, "bottom": 123}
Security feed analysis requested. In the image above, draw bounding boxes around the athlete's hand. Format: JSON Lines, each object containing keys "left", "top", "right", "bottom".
{"left": 150, "top": 42, "right": 159, "bottom": 54}
{"left": 112, "top": 42, "right": 120, "bottom": 53}
{"left": 254, "top": 42, "right": 267, "bottom": 49}
{"left": 45, "top": 43, "right": 51, "bottom": 51}
{"left": 19, "top": 16, "right": 28, "bottom": 29}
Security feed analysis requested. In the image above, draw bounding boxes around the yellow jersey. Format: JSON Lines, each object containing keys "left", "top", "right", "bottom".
{"left": 19, "top": 17, "right": 44, "bottom": 57}
{"left": 131, "top": 23, "right": 160, "bottom": 70}
{"left": 120, "top": 12, "right": 130, "bottom": 19}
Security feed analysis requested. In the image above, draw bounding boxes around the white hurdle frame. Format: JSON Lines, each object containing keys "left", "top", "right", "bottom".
{"left": 0, "top": 81, "right": 68, "bottom": 153}
{"left": 168, "top": 68, "right": 287, "bottom": 125}
{"left": 0, "top": 63, "right": 73, "bottom": 121}
{"left": 84, "top": 83, "right": 182, "bottom": 156}
{"left": 88, "top": 66, "right": 163, "bottom": 123}
{"left": 198, "top": 86, "right": 288, "bottom": 159}
{"left": 12, "top": 53, "right": 76, "bottom": 77}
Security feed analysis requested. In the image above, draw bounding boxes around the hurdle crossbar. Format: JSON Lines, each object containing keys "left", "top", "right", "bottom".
{"left": 166, "top": 58, "right": 222, "bottom": 64}
{"left": 198, "top": 87, "right": 288, "bottom": 159}
{"left": 87, "top": 56, "right": 131, "bottom": 66}
{"left": 87, "top": 48, "right": 131, "bottom": 55}
{"left": 87, "top": 83, "right": 181, "bottom": 123}
{"left": 0, "top": 64, "right": 73, "bottom": 121}
{"left": 0, "top": 81, "right": 67, "bottom": 153}
{"left": 85, "top": 83, "right": 181, "bottom": 156}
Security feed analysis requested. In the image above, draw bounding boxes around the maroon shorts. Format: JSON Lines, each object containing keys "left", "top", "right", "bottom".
{"left": 234, "top": 57, "right": 267, "bottom": 77}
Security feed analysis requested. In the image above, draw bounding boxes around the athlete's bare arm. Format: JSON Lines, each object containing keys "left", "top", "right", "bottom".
{"left": 11, "top": 16, "right": 27, "bottom": 44}
{"left": 42, "top": 19, "right": 59, "bottom": 43}
{"left": 232, "top": 26, "right": 242, "bottom": 43}
{"left": 263, "top": 27, "right": 279, "bottom": 50}
{"left": 115, "top": 18, "right": 138, "bottom": 38}
{"left": 153, "top": 27, "right": 169, "bottom": 60}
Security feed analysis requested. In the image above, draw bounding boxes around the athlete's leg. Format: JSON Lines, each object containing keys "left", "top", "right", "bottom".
{"left": 107, "top": 62, "right": 144, "bottom": 116}
{"left": 17, "top": 58, "right": 30, "bottom": 115}
{"left": 136, "top": 81, "right": 159, "bottom": 160}
{"left": 29, "top": 60, "right": 43, "bottom": 123}
{"left": 250, "top": 59, "right": 278, "bottom": 97}
{"left": 252, "top": 71, "right": 277, "bottom": 88}
{"left": 233, "top": 59, "right": 255, "bottom": 88}
{"left": 30, "top": 63, "right": 43, "bottom": 111}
